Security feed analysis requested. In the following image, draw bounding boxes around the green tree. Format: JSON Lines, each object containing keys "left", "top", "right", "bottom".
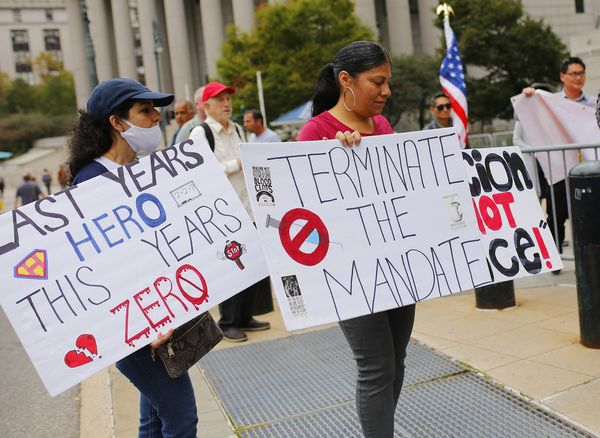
{"left": 36, "top": 70, "right": 77, "bottom": 115}
{"left": 5, "top": 78, "right": 36, "bottom": 114}
{"left": 440, "top": 0, "right": 567, "bottom": 124}
{"left": 384, "top": 54, "right": 440, "bottom": 127}
{"left": 218, "top": 0, "right": 374, "bottom": 121}
{"left": 0, "top": 72, "right": 11, "bottom": 116}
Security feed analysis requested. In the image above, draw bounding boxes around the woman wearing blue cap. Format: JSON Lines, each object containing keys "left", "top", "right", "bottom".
{"left": 67, "top": 78, "right": 198, "bottom": 437}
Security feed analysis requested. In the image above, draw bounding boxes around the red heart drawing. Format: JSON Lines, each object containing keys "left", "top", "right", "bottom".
{"left": 76, "top": 334, "right": 97, "bottom": 356}
{"left": 64, "top": 350, "right": 93, "bottom": 368}
{"left": 64, "top": 334, "right": 99, "bottom": 368}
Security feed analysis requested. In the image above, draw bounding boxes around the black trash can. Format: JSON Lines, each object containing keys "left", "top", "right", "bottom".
{"left": 569, "top": 161, "right": 600, "bottom": 348}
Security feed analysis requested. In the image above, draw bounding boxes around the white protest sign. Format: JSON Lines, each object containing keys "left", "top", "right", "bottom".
{"left": 0, "top": 138, "right": 268, "bottom": 396}
{"left": 511, "top": 90, "right": 599, "bottom": 184}
{"left": 463, "top": 147, "right": 563, "bottom": 280}
{"left": 241, "top": 129, "right": 490, "bottom": 331}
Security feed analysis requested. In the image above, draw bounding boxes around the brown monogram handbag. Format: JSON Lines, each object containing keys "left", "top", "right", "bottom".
{"left": 153, "top": 312, "right": 223, "bottom": 378}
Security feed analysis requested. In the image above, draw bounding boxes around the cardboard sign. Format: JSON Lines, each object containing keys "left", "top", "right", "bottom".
{"left": 241, "top": 129, "right": 490, "bottom": 330}
{"left": 462, "top": 147, "right": 562, "bottom": 281}
{"left": 0, "top": 138, "right": 268, "bottom": 396}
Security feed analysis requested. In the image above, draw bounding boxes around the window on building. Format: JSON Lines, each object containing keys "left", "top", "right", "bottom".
{"left": 44, "top": 29, "right": 61, "bottom": 51}
{"left": 11, "top": 30, "right": 33, "bottom": 80}
{"left": 45, "top": 9, "right": 54, "bottom": 22}
{"left": 13, "top": 9, "right": 22, "bottom": 22}
{"left": 11, "top": 30, "right": 29, "bottom": 52}
{"left": 43, "top": 29, "right": 63, "bottom": 69}
{"left": 575, "top": 0, "right": 585, "bottom": 13}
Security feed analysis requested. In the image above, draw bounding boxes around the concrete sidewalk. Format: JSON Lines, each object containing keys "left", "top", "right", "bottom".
{"left": 81, "top": 262, "right": 600, "bottom": 437}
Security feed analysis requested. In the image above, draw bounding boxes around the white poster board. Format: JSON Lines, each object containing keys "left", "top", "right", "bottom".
{"left": 462, "top": 147, "right": 563, "bottom": 280}
{"left": 511, "top": 90, "right": 599, "bottom": 184}
{"left": 0, "top": 138, "right": 268, "bottom": 396}
{"left": 241, "top": 129, "right": 490, "bottom": 331}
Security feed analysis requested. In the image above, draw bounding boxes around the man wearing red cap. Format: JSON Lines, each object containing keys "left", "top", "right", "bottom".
{"left": 190, "top": 81, "right": 271, "bottom": 342}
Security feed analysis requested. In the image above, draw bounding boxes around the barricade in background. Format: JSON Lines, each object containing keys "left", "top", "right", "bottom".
{"left": 569, "top": 160, "right": 600, "bottom": 348}
{"left": 520, "top": 143, "right": 600, "bottom": 262}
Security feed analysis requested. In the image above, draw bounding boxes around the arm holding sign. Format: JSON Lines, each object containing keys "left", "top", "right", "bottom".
{"left": 299, "top": 41, "right": 414, "bottom": 438}
{"left": 67, "top": 78, "right": 199, "bottom": 437}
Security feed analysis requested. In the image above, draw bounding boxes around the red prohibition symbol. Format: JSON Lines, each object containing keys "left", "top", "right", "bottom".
{"left": 278, "top": 208, "right": 330, "bottom": 266}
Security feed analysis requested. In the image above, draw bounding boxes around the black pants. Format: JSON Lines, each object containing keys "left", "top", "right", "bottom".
{"left": 219, "top": 276, "right": 270, "bottom": 328}
{"left": 546, "top": 180, "right": 568, "bottom": 253}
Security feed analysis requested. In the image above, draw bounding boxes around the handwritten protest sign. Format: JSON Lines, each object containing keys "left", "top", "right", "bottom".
{"left": 0, "top": 138, "right": 268, "bottom": 396}
{"left": 241, "top": 129, "right": 490, "bottom": 330}
{"left": 462, "top": 147, "right": 562, "bottom": 281}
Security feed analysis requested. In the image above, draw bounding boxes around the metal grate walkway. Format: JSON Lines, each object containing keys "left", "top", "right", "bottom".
{"left": 200, "top": 327, "right": 594, "bottom": 437}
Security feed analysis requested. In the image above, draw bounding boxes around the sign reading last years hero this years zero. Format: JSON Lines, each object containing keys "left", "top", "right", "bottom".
{"left": 0, "top": 138, "right": 268, "bottom": 396}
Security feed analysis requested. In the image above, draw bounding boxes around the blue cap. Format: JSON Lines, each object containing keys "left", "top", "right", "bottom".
{"left": 86, "top": 78, "right": 174, "bottom": 120}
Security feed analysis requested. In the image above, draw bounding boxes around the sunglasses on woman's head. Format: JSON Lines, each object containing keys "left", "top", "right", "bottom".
{"left": 436, "top": 103, "right": 452, "bottom": 111}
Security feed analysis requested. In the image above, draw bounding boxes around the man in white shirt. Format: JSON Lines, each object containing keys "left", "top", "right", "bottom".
{"left": 243, "top": 109, "right": 281, "bottom": 143}
{"left": 190, "top": 82, "right": 270, "bottom": 342}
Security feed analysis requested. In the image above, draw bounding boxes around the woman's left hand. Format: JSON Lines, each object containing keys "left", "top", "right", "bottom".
{"left": 149, "top": 328, "right": 174, "bottom": 348}
{"left": 331, "top": 130, "right": 361, "bottom": 148}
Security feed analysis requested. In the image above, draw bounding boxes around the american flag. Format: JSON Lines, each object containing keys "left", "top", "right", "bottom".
{"left": 439, "top": 18, "right": 468, "bottom": 148}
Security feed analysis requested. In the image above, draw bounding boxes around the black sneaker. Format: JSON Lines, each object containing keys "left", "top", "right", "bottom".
{"left": 221, "top": 327, "right": 248, "bottom": 343}
{"left": 241, "top": 319, "right": 271, "bottom": 332}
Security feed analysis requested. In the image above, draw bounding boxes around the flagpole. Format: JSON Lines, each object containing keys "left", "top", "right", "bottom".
{"left": 436, "top": 3, "right": 453, "bottom": 21}
{"left": 436, "top": 2, "right": 468, "bottom": 148}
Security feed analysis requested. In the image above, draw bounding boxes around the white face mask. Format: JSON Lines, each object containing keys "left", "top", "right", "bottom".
{"left": 120, "top": 119, "right": 161, "bottom": 155}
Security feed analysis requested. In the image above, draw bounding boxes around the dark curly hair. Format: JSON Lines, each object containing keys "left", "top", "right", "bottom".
{"left": 67, "top": 100, "right": 134, "bottom": 181}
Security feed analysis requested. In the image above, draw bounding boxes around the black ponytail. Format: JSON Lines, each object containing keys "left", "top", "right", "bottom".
{"left": 310, "top": 41, "right": 390, "bottom": 116}
{"left": 311, "top": 64, "right": 339, "bottom": 117}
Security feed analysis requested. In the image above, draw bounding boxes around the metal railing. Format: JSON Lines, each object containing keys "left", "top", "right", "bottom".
{"left": 517, "top": 143, "right": 600, "bottom": 261}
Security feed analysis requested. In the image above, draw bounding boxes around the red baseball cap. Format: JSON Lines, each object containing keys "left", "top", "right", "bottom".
{"left": 202, "top": 82, "right": 236, "bottom": 103}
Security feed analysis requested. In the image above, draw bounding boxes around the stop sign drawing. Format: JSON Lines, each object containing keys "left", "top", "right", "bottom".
{"left": 278, "top": 208, "right": 330, "bottom": 266}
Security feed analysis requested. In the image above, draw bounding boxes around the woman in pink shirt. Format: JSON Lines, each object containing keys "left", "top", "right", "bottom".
{"left": 299, "top": 41, "right": 416, "bottom": 438}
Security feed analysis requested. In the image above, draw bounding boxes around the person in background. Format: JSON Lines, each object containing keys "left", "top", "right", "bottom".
{"left": 423, "top": 92, "right": 453, "bottom": 130}
{"left": 57, "top": 163, "right": 69, "bottom": 191}
{"left": 14, "top": 173, "right": 42, "bottom": 208}
{"left": 42, "top": 168, "right": 52, "bottom": 194}
{"left": 67, "top": 78, "right": 197, "bottom": 438}
{"left": 190, "top": 82, "right": 271, "bottom": 343}
{"left": 0, "top": 176, "right": 4, "bottom": 197}
{"left": 298, "top": 41, "right": 415, "bottom": 438}
{"left": 243, "top": 109, "right": 281, "bottom": 142}
{"left": 170, "top": 100, "right": 194, "bottom": 145}
{"left": 175, "top": 86, "right": 206, "bottom": 143}
{"left": 521, "top": 57, "right": 596, "bottom": 261}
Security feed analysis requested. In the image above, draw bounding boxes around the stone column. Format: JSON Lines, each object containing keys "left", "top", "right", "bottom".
{"left": 199, "top": 0, "right": 225, "bottom": 79}
{"left": 138, "top": 0, "right": 173, "bottom": 93}
{"left": 164, "top": 0, "right": 195, "bottom": 99}
{"left": 110, "top": 0, "right": 137, "bottom": 78}
{"left": 386, "top": 0, "right": 413, "bottom": 55}
{"left": 418, "top": 0, "right": 439, "bottom": 56}
{"left": 87, "top": 0, "right": 117, "bottom": 81}
{"left": 232, "top": 0, "right": 255, "bottom": 33}
{"left": 354, "top": 0, "right": 379, "bottom": 39}
{"left": 64, "top": 0, "right": 93, "bottom": 109}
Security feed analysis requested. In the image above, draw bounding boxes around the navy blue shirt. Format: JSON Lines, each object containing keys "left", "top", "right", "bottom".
{"left": 71, "top": 161, "right": 109, "bottom": 185}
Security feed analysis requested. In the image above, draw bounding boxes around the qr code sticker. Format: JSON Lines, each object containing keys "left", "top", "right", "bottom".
{"left": 281, "top": 275, "right": 306, "bottom": 318}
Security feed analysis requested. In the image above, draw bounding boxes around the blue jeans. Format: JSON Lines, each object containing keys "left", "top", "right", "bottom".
{"left": 116, "top": 346, "right": 198, "bottom": 438}
{"left": 339, "top": 304, "right": 416, "bottom": 438}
